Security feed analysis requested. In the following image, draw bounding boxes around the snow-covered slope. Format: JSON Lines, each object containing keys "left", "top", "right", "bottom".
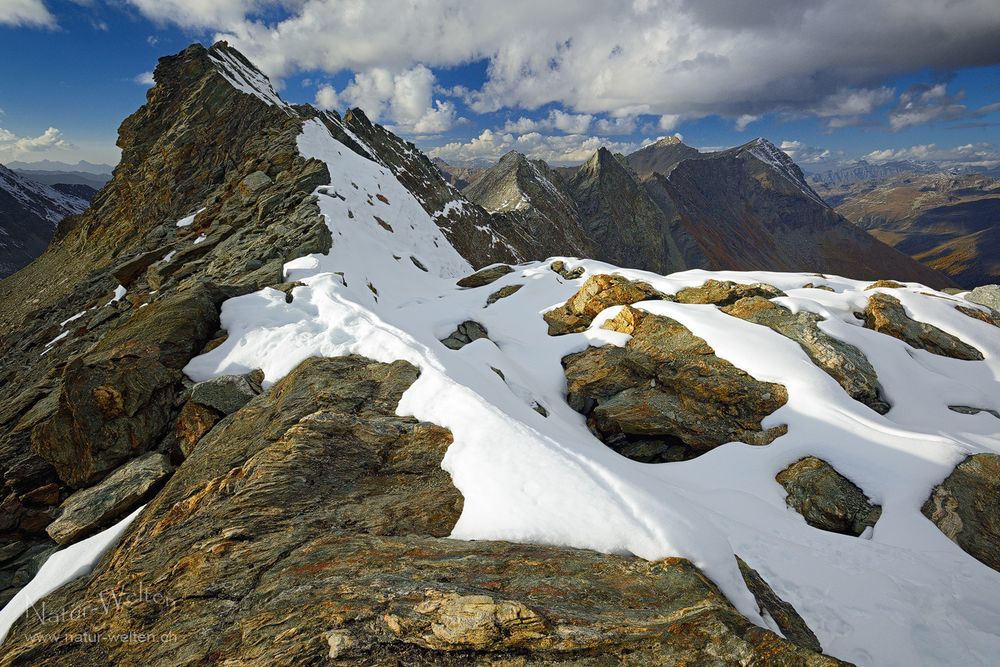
{"left": 0, "top": 163, "right": 90, "bottom": 276}
{"left": 174, "top": 118, "right": 1000, "bottom": 666}
{"left": 0, "top": 163, "right": 89, "bottom": 225}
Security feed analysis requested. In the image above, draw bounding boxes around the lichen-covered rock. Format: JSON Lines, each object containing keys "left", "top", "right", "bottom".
{"left": 723, "top": 296, "right": 889, "bottom": 413}
{"left": 563, "top": 306, "right": 788, "bottom": 459}
{"left": 864, "top": 280, "right": 905, "bottom": 290}
{"left": 0, "top": 356, "right": 839, "bottom": 666}
{"left": 737, "top": 556, "right": 823, "bottom": 653}
{"left": 544, "top": 273, "right": 667, "bottom": 335}
{"left": 965, "top": 285, "right": 1000, "bottom": 314}
{"left": 921, "top": 453, "right": 1000, "bottom": 573}
{"left": 189, "top": 372, "right": 261, "bottom": 415}
{"left": 675, "top": 279, "right": 785, "bottom": 307}
{"left": 549, "top": 259, "right": 584, "bottom": 280}
{"left": 456, "top": 263, "right": 513, "bottom": 288}
{"left": 485, "top": 283, "right": 522, "bottom": 305}
{"left": 863, "top": 292, "right": 983, "bottom": 360}
{"left": 30, "top": 284, "right": 221, "bottom": 488}
{"left": 441, "top": 320, "right": 489, "bottom": 350}
{"left": 45, "top": 452, "right": 173, "bottom": 545}
{"left": 175, "top": 399, "right": 222, "bottom": 457}
{"left": 776, "top": 457, "right": 881, "bottom": 536}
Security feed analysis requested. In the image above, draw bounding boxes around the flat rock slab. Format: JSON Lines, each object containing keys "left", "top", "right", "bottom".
{"left": 864, "top": 292, "right": 983, "bottom": 361}
{"left": 189, "top": 373, "right": 260, "bottom": 415}
{"left": 456, "top": 264, "right": 513, "bottom": 288}
{"left": 46, "top": 452, "right": 173, "bottom": 545}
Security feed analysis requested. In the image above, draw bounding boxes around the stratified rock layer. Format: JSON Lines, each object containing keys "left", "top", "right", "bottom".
{"left": 564, "top": 305, "right": 788, "bottom": 461}
{"left": 922, "top": 453, "right": 1000, "bottom": 573}
{"left": 863, "top": 292, "right": 983, "bottom": 360}
{"left": 777, "top": 457, "right": 882, "bottom": 536}
{"left": 0, "top": 356, "right": 839, "bottom": 666}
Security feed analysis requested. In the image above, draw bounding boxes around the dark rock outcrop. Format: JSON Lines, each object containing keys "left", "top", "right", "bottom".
{"left": 922, "top": 453, "right": 1000, "bottom": 573}
{"left": 863, "top": 292, "right": 983, "bottom": 360}
{"left": 777, "top": 457, "right": 881, "bottom": 536}
{"left": 441, "top": 321, "right": 489, "bottom": 350}
{"left": 737, "top": 556, "right": 823, "bottom": 653}
{"left": 676, "top": 279, "right": 785, "bottom": 307}
{"left": 45, "top": 452, "right": 173, "bottom": 545}
{"left": 0, "top": 356, "right": 839, "bottom": 665}
{"left": 564, "top": 306, "right": 788, "bottom": 460}
{"left": 543, "top": 273, "right": 667, "bottom": 335}
{"left": 723, "top": 296, "right": 890, "bottom": 413}
{"left": 455, "top": 263, "right": 513, "bottom": 288}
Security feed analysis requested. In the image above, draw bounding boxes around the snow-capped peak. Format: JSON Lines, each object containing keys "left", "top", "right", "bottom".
{"left": 207, "top": 42, "right": 290, "bottom": 112}
{"left": 743, "top": 138, "right": 827, "bottom": 207}
{"left": 0, "top": 163, "right": 89, "bottom": 225}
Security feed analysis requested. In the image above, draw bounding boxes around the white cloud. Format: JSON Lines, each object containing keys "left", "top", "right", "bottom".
{"left": 0, "top": 0, "right": 55, "bottom": 27}
{"left": 429, "top": 128, "right": 651, "bottom": 166}
{"left": 134, "top": 71, "right": 155, "bottom": 86}
{"left": 314, "top": 83, "right": 339, "bottom": 110}
{"left": 500, "top": 110, "right": 593, "bottom": 135}
{"left": 735, "top": 114, "right": 759, "bottom": 131}
{"left": 888, "top": 83, "right": 967, "bottom": 131}
{"left": 127, "top": 0, "right": 1000, "bottom": 124}
{"left": 335, "top": 65, "right": 459, "bottom": 135}
{"left": 0, "top": 126, "right": 73, "bottom": 160}
{"left": 658, "top": 115, "right": 681, "bottom": 131}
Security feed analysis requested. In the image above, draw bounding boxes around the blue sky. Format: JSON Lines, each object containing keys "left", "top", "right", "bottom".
{"left": 2, "top": 1, "right": 999, "bottom": 170}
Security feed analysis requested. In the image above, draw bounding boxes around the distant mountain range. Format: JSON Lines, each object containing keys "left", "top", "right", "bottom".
{"left": 438, "top": 137, "right": 951, "bottom": 287}
{"left": 11, "top": 169, "right": 110, "bottom": 189}
{"left": 6, "top": 159, "right": 115, "bottom": 175}
{"left": 0, "top": 164, "right": 92, "bottom": 277}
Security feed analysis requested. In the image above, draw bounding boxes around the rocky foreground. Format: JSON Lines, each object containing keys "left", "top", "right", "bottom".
{"left": 0, "top": 42, "right": 998, "bottom": 666}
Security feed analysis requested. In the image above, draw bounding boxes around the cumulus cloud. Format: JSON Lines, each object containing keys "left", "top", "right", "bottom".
{"left": 735, "top": 114, "right": 759, "bottom": 131}
{"left": 314, "top": 83, "right": 339, "bottom": 110}
{"left": 123, "top": 0, "right": 997, "bottom": 124}
{"left": 429, "top": 128, "right": 651, "bottom": 165}
{"left": 0, "top": 126, "right": 73, "bottom": 160}
{"left": 0, "top": 0, "right": 55, "bottom": 27}
{"left": 134, "top": 71, "right": 155, "bottom": 86}
{"left": 500, "top": 110, "right": 593, "bottom": 135}
{"left": 889, "top": 83, "right": 967, "bottom": 131}
{"left": 324, "top": 65, "right": 460, "bottom": 135}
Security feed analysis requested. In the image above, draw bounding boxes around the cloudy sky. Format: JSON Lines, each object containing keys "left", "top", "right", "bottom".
{"left": 2, "top": 0, "right": 999, "bottom": 170}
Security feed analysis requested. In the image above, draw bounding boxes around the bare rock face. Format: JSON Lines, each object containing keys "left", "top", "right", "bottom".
{"left": 737, "top": 556, "right": 823, "bottom": 654}
{"left": 922, "top": 453, "right": 1000, "bottom": 573}
{"left": 544, "top": 273, "right": 667, "bottom": 335}
{"left": 31, "top": 284, "right": 222, "bottom": 489}
{"left": 675, "top": 279, "right": 785, "bottom": 307}
{"left": 563, "top": 306, "right": 788, "bottom": 461}
{"left": 45, "top": 452, "right": 173, "bottom": 545}
{"left": 455, "top": 263, "right": 513, "bottom": 288}
{"left": 0, "top": 355, "right": 839, "bottom": 666}
{"left": 863, "top": 292, "right": 983, "bottom": 360}
{"left": 441, "top": 321, "right": 489, "bottom": 350}
{"left": 966, "top": 285, "right": 1000, "bottom": 314}
{"left": 723, "top": 296, "right": 889, "bottom": 413}
{"left": 776, "top": 457, "right": 881, "bottom": 536}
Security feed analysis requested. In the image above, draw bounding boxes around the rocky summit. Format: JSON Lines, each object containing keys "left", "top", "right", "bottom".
{"left": 0, "top": 41, "right": 999, "bottom": 667}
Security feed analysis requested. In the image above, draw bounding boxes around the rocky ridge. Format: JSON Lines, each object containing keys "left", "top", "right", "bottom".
{"left": 0, "top": 41, "right": 998, "bottom": 666}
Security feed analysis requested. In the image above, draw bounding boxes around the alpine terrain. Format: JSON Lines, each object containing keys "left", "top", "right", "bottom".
{"left": 0, "top": 165, "right": 90, "bottom": 278}
{"left": 0, "top": 42, "right": 998, "bottom": 667}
